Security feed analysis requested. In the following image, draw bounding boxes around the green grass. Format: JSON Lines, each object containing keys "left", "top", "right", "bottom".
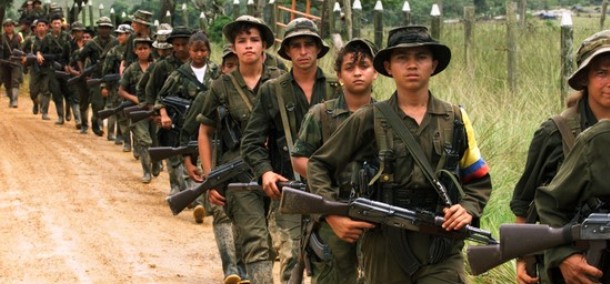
{"left": 207, "top": 16, "right": 599, "bottom": 282}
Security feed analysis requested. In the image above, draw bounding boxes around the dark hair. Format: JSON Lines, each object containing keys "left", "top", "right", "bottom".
{"left": 334, "top": 41, "right": 374, "bottom": 72}
{"left": 189, "top": 31, "right": 211, "bottom": 53}
{"left": 50, "top": 14, "right": 62, "bottom": 22}
{"left": 227, "top": 22, "right": 264, "bottom": 46}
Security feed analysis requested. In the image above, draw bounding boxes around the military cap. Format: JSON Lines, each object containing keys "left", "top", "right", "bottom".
{"left": 373, "top": 25, "right": 451, "bottom": 77}
{"left": 167, "top": 26, "right": 193, "bottom": 43}
{"left": 114, "top": 24, "right": 133, "bottom": 34}
{"left": 344, "top": 38, "right": 378, "bottom": 58}
{"left": 153, "top": 41, "right": 172, "bottom": 50}
{"left": 26, "top": 0, "right": 33, "bottom": 4}
{"left": 35, "top": 17, "right": 48, "bottom": 25}
{"left": 2, "top": 18, "right": 16, "bottom": 26}
{"left": 278, "top": 17, "right": 329, "bottom": 60}
{"left": 222, "top": 44, "right": 236, "bottom": 59}
{"left": 568, "top": 30, "right": 610, "bottom": 90}
{"left": 96, "top": 16, "right": 113, "bottom": 28}
{"left": 70, "top": 21, "right": 85, "bottom": 31}
{"left": 32, "top": 0, "right": 41, "bottom": 4}
{"left": 222, "top": 15, "right": 275, "bottom": 49}
{"left": 133, "top": 37, "right": 154, "bottom": 46}
{"left": 130, "top": 10, "right": 152, "bottom": 26}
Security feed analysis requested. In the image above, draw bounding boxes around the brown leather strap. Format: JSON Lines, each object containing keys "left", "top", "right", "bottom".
{"left": 550, "top": 115, "right": 576, "bottom": 156}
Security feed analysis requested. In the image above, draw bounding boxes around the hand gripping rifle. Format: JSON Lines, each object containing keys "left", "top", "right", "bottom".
{"left": 67, "top": 63, "right": 99, "bottom": 86}
{"left": 166, "top": 159, "right": 250, "bottom": 215}
{"left": 280, "top": 187, "right": 498, "bottom": 245}
{"left": 86, "top": 73, "right": 121, "bottom": 88}
{"left": 467, "top": 213, "right": 610, "bottom": 276}
{"left": 97, "top": 100, "right": 135, "bottom": 120}
{"left": 148, "top": 140, "right": 198, "bottom": 162}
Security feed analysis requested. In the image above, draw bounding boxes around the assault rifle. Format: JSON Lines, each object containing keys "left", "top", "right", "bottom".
{"left": 97, "top": 101, "right": 135, "bottom": 120}
{"left": 467, "top": 213, "right": 610, "bottom": 277}
{"left": 86, "top": 73, "right": 121, "bottom": 88}
{"left": 123, "top": 104, "right": 145, "bottom": 115}
{"left": 0, "top": 58, "right": 20, "bottom": 68}
{"left": 66, "top": 64, "right": 99, "bottom": 86}
{"left": 280, "top": 187, "right": 498, "bottom": 245}
{"left": 166, "top": 159, "right": 250, "bottom": 215}
{"left": 129, "top": 109, "right": 155, "bottom": 123}
{"left": 129, "top": 96, "right": 191, "bottom": 124}
{"left": 149, "top": 140, "right": 198, "bottom": 162}
{"left": 11, "top": 49, "right": 57, "bottom": 65}
{"left": 226, "top": 181, "right": 307, "bottom": 192}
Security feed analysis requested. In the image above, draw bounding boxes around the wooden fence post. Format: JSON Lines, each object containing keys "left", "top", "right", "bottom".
{"left": 519, "top": 0, "right": 526, "bottom": 26}
{"left": 88, "top": 1, "right": 94, "bottom": 28}
{"left": 343, "top": 0, "right": 352, "bottom": 40}
{"left": 464, "top": 6, "right": 475, "bottom": 76}
{"left": 374, "top": 0, "right": 383, "bottom": 48}
{"left": 233, "top": 0, "right": 240, "bottom": 20}
{"left": 74, "top": 3, "right": 80, "bottom": 25}
{"left": 601, "top": 0, "right": 608, "bottom": 30}
{"left": 561, "top": 11, "right": 573, "bottom": 105}
{"left": 430, "top": 4, "right": 441, "bottom": 40}
{"left": 506, "top": 1, "right": 517, "bottom": 93}
{"left": 333, "top": 2, "right": 342, "bottom": 35}
{"left": 247, "top": 0, "right": 255, "bottom": 16}
{"left": 182, "top": 3, "right": 188, "bottom": 27}
{"left": 98, "top": 3, "right": 103, "bottom": 18}
{"left": 403, "top": 1, "right": 411, "bottom": 26}
{"left": 269, "top": 0, "right": 277, "bottom": 35}
{"left": 164, "top": 10, "right": 171, "bottom": 25}
{"left": 352, "top": 0, "right": 361, "bottom": 38}
{"left": 81, "top": 3, "right": 86, "bottom": 27}
{"left": 200, "top": 12, "right": 207, "bottom": 32}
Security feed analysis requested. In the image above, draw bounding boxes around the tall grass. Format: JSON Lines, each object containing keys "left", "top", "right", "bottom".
{"left": 207, "top": 17, "right": 600, "bottom": 282}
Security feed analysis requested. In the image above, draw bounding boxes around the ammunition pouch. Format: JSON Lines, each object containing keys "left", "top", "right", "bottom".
{"left": 308, "top": 230, "right": 332, "bottom": 262}
{"left": 428, "top": 236, "right": 454, "bottom": 265}
{"left": 349, "top": 161, "right": 378, "bottom": 200}
{"left": 217, "top": 105, "right": 241, "bottom": 151}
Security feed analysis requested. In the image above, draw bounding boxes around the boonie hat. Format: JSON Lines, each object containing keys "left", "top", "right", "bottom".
{"left": 97, "top": 16, "right": 113, "bottom": 28}
{"left": 115, "top": 24, "right": 133, "bottom": 34}
{"left": 278, "top": 17, "right": 329, "bottom": 60}
{"left": 222, "top": 44, "right": 236, "bottom": 59}
{"left": 344, "top": 38, "right": 378, "bottom": 58}
{"left": 568, "top": 30, "right": 610, "bottom": 90}
{"left": 222, "top": 15, "right": 275, "bottom": 49}
{"left": 130, "top": 10, "right": 152, "bottom": 26}
{"left": 2, "top": 18, "right": 16, "bottom": 26}
{"left": 133, "top": 37, "right": 154, "bottom": 46}
{"left": 373, "top": 26, "right": 451, "bottom": 77}
{"left": 70, "top": 21, "right": 85, "bottom": 31}
{"left": 167, "top": 26, "right": 193, "bottom": 43}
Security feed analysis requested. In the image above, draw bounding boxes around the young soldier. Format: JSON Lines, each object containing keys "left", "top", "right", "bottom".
{"left": 101, "top": 24, "right": 132, "bottom": 147}
{"left": 534, "top": 30, "right": 610, "bottom": 284}
{"left": 196, "top": 16, "right": 283, "bottom": 283}
{"left": 64, "top": 21, "right": 86, "bottom": 129}
{"left": 510, "top": 31, "right": 610, "bottom": 284}
{"left": 290, "top": 38, "right": 378, "bottom": 284}
{"left": 307, "top": 26, "right": 492, "bottom": 283}
{"left": 240, "top": 17, "right": 341, "bottom": 283}
{"left": 78, "top": 16, "right": 117, "bottom": 135}
{"left": 146, "top": 27, "right": 192, "bottom": 193}
{"left": 1, "top": 19, "right": 23, "bottom": 108}
{"left": 119, "top": 37, "right": 154, "bottom": 183}
{"left": 41, "top": 14, "right": 70, "bottom": 124}
{"left": 121, "top": 10, "right": 153, "bottom": 72}
{"left": 28, "top": 18, "right": 51, "bottom": 120}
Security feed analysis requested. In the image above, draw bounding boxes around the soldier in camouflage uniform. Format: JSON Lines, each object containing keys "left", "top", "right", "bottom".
{"left": 101, "top": 24, "right": 132, "bottom": 147}
{"left": 307, "top": 26, "right": 492, "bottom": 284}
{"left": 119, "top": 37, "right": 154, "bottom": 183}
{"left": 146, "top": 27, "right": 192, "bottom": 191}
{"left": 1, "top": 19, "right": 23, "bottom": 108}
{"left": 240, "top": 17, "right": 341, "bottom": 283}
{"left": 64, "top": 21, "right": 87, "bottom": 129}
{"left": 290, "top": 39, "right": 378, "bottom": 284}
{"left": 121, "top": 10, "right": 153, "bottom": 73}
{"left": 40, "top": 14, "right": 70, "bottom": 124}
{"left": 78, "top": 16, "right": 117, "bottom": 135}
{"left": 28, "top": 18, "right": 52, "bottom": 120}
{"left": 196, "top": 16, "right": 284, "bottom": 284}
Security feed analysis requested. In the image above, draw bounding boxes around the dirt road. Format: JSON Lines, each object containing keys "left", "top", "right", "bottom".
{"left": 0, "top": 93, "right": 225, "bottom": 283}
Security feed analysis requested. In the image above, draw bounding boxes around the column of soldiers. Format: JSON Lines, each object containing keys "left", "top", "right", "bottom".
{"left": 4, "top": 4, "right": 610, "bottom": 284}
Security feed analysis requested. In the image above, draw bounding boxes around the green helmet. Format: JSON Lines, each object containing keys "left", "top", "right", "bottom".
{"left": 277, "top": 17, "right": 329, "bottom": 60}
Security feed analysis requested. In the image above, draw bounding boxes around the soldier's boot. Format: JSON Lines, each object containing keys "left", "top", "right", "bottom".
{"left": 152, "top": 160, "right": 162, "bottom": 177}
{"left": 80, "top": 109, "right": 89, "bottom": 134}
{"left": 115, "top": 127, "right": 123, "bottom": 145}
{"left": 65, "top": 103, "right": 71, "bottom": 122}
{"left": 140, "top": 148, "right": 152, "bottom": 183}
{"left": 246, "top": 261, "right": 273, "bottom": 284}
{"left": 133, "top": 144, "right": 141, "bottom": 160}
{"left": 10, "top": 88, "right": 19, "bottom": 108}
{"left": 121, "top": 131, "right": 131, "bottom": 151}
{"left": 72, "top": 103, "right": 82, "bottom": 129}
{"left": 92, "top": 119, "right": 104, "bottom": 136}
{"left": 41, "top": 95, "right": 51, "bottom": 120}
{"left": 107, "top": 115, "right": 116, "bottom": 141}
{"left": 55, "top": 102, "right": 64, "bottom": 125}
{"left": 213, "top": 222, "right": 241, "bottom": 276}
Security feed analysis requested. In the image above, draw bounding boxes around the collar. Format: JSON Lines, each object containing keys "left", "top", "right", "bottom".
{"left": 288, "top": 67, "right": 325, "bottom": 83}
{"left": 389, "top": 91, "right": 448, "bottom": 119}
{"left": 580, "top": 94, "right": 599, "bottom": 129}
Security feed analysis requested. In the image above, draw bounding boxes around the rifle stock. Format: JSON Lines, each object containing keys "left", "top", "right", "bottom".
{"left": 97, "top": 101, "right": 135, "bottom": 120}
{"left": 123, "top": 105, "right": 144, "bottom": 115}
{"left": 149, "top": 141, "right": 198, "bottom": 162}
{"left": 67, "top": 64, "right": 98, "bottom": 85}
{"left": 466, "top": 244, "right": 505, "bottom": 276}
{"left": 166, "top": 159, "right": 249, "bottom": 215}
{"left": 54, "top": 70, "right": 71, "bottom": 80}
{"left": 129, "top": 110, "right": 155, "bottom": 123}
{"left": 87, "top": 73, "right": 120, "bottom": 87}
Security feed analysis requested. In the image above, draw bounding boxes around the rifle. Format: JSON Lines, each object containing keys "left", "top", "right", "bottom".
{"left": 11, "top": 50, "right": 57, "bottom": 66}
{"left": 97, "top": 101, "right": 135, "bottom": 120}
{"left": 148, "top": 140, "right": 198, "bottom": 162}
{"left": 0, "top": 58, "right": 20, "bottom": 68}
{"left": 467, "top": 213, "right": 610, "bottom": 276}
{"left": 166, "top": 159, "right": 250, "bottom": 215}
{"left": 280, "top": 187, "right": 498, "bottom": 245}
{"left": 66, "top": 64, "right": 99, "bottom": 86}
{"left": 123, "top": 104, "right": 145, "bottom": 115}
{"left": 86, "top": 73, "right": 121, "bottom": 88}
{"left": 130, "top": 96, "right": 191, "bottom": 124}
{"left": 129, "top": 109, "right": 155, "bottom": 123}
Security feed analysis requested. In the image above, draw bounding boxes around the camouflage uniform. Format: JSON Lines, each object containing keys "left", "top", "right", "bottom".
{"left": 122, "top": 10, "right": 154, "bottom": 69}
{"left": 1, "top": 21, "right": 23, "bottom": 108}
{"left": 29, "top": 33, "right": 52, "bottom": 119}
{"left": 66, "top": 31, "right": 86, "bottom": 129}
{"left": 78, "top": 30, "right": 117, "bottom": 134}
{"left": 536, "top": 120, "right": 610, "bottom": 283}
{"left": 101, "top": 42, "right": 127, "bottom": 143}
{"left": 39, "top": 29, "right": 70, "bottom": 123}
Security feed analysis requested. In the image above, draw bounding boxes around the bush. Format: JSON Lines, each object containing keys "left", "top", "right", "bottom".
{"left": 208, "top": 15, "right": 233, "bottom": 43}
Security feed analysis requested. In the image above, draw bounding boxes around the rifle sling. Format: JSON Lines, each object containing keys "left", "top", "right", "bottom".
{"left": 275, "top": 89, "right": 301, "bottom": 182}
{"left": 375, "top": 102, "right": 452, "bottom": 206}
{"left": 550, "top": 115, "right": 576, "bottom": 157}
{"left": 227, "top": 73, "right": 253, "bottom": 112}
{"left": 176, "top": 67, "right": 207, "bottom": 91}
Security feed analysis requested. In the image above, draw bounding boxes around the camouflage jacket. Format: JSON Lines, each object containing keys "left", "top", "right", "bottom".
{"left": 78, "top": 35, "right": 117, "bottom": 77}
{"left": 155, "top": 60, "right": 220, "bottom": 108}
{"left": 120, "top": 61, "right": 148, "bottom": 100}
{"left": 145, "top": 54, "right": 184, "bottom": 109}
{"left": 37, "top": 30, "right": 70, "bottom": 65}
{"left": 1, "top": 32, "right": 23, "bottom": 60}
{"left": 100, "top": 43, "right": 125, "bottom": 89}
{"left": 240, "top": 67, "right": 342, "bottom": 179}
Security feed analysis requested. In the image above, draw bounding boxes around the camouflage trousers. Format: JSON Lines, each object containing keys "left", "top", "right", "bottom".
{"left": 310, "top": 221, "right": 359, "bottom": 284}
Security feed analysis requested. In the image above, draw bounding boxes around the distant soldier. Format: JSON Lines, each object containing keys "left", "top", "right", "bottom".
{"left": 121, "top": 10, "right": 153, "bottom": 73}
{"left": 29, "top": 18, "right": 52, "bottom": 120}
{"left": 1, "top": 18, "right": 23, "bottom": 108}
{"left": 64, "top": 21, "right": 87, "bottom": 129}
{"left": 40, "top": 14, "right": 71, "bottom": 124}
{"left": 78, "top": 17, "right": 117, "bottom": 135}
